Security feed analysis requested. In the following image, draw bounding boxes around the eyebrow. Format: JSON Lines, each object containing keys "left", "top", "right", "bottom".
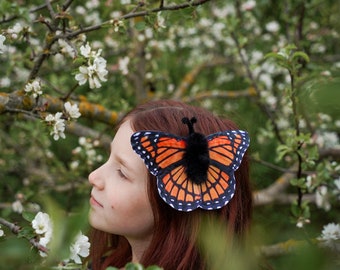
{"left": 117, "top": 155, "right": 132, "bottom": 172}
{"left": 110, "top": 143, "right": 133, "bottom": 172}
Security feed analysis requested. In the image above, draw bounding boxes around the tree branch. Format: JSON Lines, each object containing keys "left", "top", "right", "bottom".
{"left": 66, "top": 0, "right": 211, "bottom": 39}
{"left": 0, "top": 91, "right": 118, "bottom": 125}
{"left": 0, "top": 217, "right": 49, "bottom": 254}
{"left": 183, "top": 87, "right": 256, "bottom": 102}
{"left": 259, "top": 239, "right": 306, "bottom": 257}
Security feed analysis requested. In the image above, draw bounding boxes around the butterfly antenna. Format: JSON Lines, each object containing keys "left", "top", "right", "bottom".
{"left": 182, "top": 117, "right": 197, "bottom": 134}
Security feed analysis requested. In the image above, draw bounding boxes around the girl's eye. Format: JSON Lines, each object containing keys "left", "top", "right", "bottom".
{"left": 117, "top": 169, "right": 127, "bottom": 179}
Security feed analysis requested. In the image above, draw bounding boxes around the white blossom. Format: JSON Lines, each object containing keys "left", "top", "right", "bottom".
{"left": 333, "top": 178, "right": 340, "bottom": 200}
{"left": 58, "top": 39, "right": 76, "bottom": 58}
{"left": 68, "top": 232, "right": 91, "bottom": 264}
{"left": 70, "top": 160, "right": 80, "bottom": 170}
{"left": 311, "top": 43, "right": 326, "bottom": 54}
{"left": 212, "top": 4, "right": 235, "bottom": 18}
{"left": 53, "top": 112, "right": 66, "bottom": 140}
{"left": 156, "top": 13, "right": 166, "bottom": 30}
{"left": 86, "top": 0, "right": 100, "bottom": 9}
{"left": 32, "top": 212, "right": 53, "bottom": 257}
{"left": 75, "top": 56, "right": 108, "bottom": 89}
{"left": 73, "top": 137, "right": 102, "bottom": 166}
{"left": 318, "top": 113, "right": 332, "bottom": 122}
{"left": 24, "top": 79, "right": 43, "bottom": 98}
{"left": 45, "top": 114, "right": 55, "bottom": 122}
{"left": 112, "top": 20, "right": 124, "bottom": 32}
{"left": 334, "top": 178, "right": 340, "bottom": 191}
{"left": 315, "top": 131, "right": 339, "bottom": 149}
{"left": 45, "top": 112, "right": 66, "bottom": 140}
{"left": 118, "top": 56, "right": 130, "bottom": 75}
{"left": 75, "top": 43, "right": 108, "bottom": 89}
{"left": 38, "top": 235, "right": 51, "bottom": 257}
{"left": 79, "top": 137, "right": 87, "bottom": 145}
{"left": 0, "top": 34, "right": 6, "bottom": 54}
{"left": 319, "top": 223, "right": 340, "bottom": 251}
{"left": 315, "top": 186, "right": 331, "bottom": 211}
{"left": 0, "top": 77, "right": 11, "bottom": 87}
{"left": 266, "top": 21, "right": 280, "bottom": 32}
{"left": 7, "top": 22, "right": 23, "bottom": 39}
{"left": 75, "top": 66, "right": 89, "bottom": 85}
{"left": 64, "top": 101, "right": 81, "bottom": 119}
{"left": 241, "top": 0, "right": 256, "bottom": 11}
{"left": 12, "top": 200, "right": 24, "bottom": 213}
{"left": 276, "top": 117, "right": 290, "bottom": 129}
{"left": 0, "top": 225, "right": 4, "bottom": 237}
{"left": 32, "top": 212, "right": 53, "bottom": 235}
{"left": 80, "top": 43, "right": 92, "bottom": 58}
{"left": 75, "top": 6, "right": 86, "bottom": 15}
{"left": 296, "top": 217, "right": 310, "bottom": 228}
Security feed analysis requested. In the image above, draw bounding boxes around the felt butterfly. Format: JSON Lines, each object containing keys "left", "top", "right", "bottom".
{"left": 131, "top": 117, "right": 250, "bottom": 212}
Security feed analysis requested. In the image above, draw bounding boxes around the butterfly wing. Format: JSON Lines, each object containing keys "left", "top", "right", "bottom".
{"left": 131, "top": 131, "right": 186, "bottom": 176}
{"left": 131, "top": 129, "right": 250, "bottom": 212}
{"left": 131, "top": 131, "right": 205, "bottom": 211}
{"left": 198, "top": 130, "right": 250, "bottom": 210}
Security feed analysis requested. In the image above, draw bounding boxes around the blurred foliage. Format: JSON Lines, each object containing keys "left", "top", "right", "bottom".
{"left": 0, "top": 0, "right": 340, "bottom": 269}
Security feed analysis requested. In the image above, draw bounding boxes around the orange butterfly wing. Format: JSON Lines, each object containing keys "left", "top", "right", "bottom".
{"left": 131, "top": 130, "right": 249, "bottom": 211}
{"left": 199, "top": 130, "right": 249, "bottom": 210}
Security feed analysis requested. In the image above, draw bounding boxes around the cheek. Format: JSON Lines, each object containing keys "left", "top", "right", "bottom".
{"left": 115, "top": 189, "right": 153, "bottom": 219}
{"left": 110, "top": 187, "right": 154, "bottom": 236}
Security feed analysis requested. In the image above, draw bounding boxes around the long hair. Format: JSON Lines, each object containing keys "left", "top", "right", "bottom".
{"left": 89, "top": 100, "right": 252, "bottom": 270}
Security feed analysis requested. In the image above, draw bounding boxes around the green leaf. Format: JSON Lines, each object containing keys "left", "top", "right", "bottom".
{"left": 290, "top": 201, "right": 300, "bottom": 217}
{"left": 135, "top": 21, "right": 146, "bottom": 31}
{"left": 17, "top": 226, "right": 35, "bottom": 239}
{"left": 290, "top": 178, "right": 306, "bottom": 189}
{"left": 146, "top": 266, "right": 163, "bottom": 270}
{"left": 264, "top": 52, "right": 287, "bottom": 61}
{"left": 276, "top": 144, "right": 291, "bottom": 160}
{"left": 125, "top": 262, "right": 144, "bottom": 270}
{"left": 292, "top": 51, "right": 310, "bottom": 63}
{"left": 22, "top": 211, "right": 36, "bottom": 222}
{"left": 303, "top": 203, "right": 311, "bottom": 219}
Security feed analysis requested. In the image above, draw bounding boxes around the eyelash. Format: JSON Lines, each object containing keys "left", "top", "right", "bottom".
{"left": 117, "top": 169, "right": 127, "bottom": 179}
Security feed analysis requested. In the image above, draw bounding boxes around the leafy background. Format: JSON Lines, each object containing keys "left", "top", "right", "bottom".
{"left": 0, "top": 0, "right": 339, "bottom": 269}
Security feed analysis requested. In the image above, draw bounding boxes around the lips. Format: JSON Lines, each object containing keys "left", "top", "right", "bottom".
{"left": 90, "top": 194, "right": 103, "bottom": 207}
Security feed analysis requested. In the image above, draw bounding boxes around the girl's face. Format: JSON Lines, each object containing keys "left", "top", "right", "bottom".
{"left": 88, "top": 120, "right": 154, "bottom": 241}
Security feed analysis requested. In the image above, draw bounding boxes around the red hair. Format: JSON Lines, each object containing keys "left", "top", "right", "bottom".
{"left": 89, "top": 100, "right": 252, "bottom": 269}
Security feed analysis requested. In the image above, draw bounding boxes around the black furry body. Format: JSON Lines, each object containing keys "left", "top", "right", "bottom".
{"left": 182, "top": 117, "right": 210, "bottom": 184}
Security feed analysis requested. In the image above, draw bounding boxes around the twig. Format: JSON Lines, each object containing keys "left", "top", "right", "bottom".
{"left": 62, "top": 0, "right": 74, "bottom": 11}
{"left": 45, "top": 0, "right": 57, "bottom": 22}
{"left": 0, "top": 217, "right": 21, "bottom": 234}
{"left": 183, "top": 88, "right": 256, "bottom": 103}
{"left": 253, "top": 165, "right": 296, "bottom": 206}
{"left": 0, "top": 217, "right": 49, "bottom": 254}
{"left": 259, "top": 239, "right": 306, "bottom": 257}
{"left": 230, "top": 31, "right": 284, "bottom": 144}
{"left": 66, "top": 0, "right": 212, "bottom": 39}
{"left": 0, "top": 0, "right": 60, "bottom": 24}
{"left": 0, "top": 91, "right": 119, "bottom": 125}
{"left": 288, "top": 69, "right": 304, "bottom": 207}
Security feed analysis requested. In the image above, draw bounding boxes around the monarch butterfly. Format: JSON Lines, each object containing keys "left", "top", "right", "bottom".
{"left": 131, "top": 117, "right": 250, "bottom": 212}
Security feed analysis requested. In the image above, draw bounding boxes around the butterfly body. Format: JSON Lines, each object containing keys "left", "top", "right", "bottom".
{"left": 183, "top": 131, "right": 209, "bottom": 185}
{"left": 131, "top": 118, "right": 250, "bottom": 212}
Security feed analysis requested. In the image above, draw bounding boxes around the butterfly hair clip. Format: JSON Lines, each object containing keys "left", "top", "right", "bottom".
{"left": 131, "top": 117, "right": 250, "bottom": 212}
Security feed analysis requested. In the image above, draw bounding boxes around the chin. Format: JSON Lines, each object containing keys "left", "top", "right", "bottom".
{"left": 88, "top": 210, "right": 99, "bottom": 227}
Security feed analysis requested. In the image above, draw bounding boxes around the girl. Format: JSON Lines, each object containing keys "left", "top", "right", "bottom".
{"left": 88, "top": 100, "right": 252, "bottom": 269}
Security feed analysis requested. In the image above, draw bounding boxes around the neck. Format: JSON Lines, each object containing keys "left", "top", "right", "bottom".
{"left": 127, "top": 235, "right": 153, "bottom": 264}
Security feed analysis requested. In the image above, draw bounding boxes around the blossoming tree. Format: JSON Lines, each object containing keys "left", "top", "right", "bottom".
{"left": 0, "top": 0, "right": 340, "bottom": 269}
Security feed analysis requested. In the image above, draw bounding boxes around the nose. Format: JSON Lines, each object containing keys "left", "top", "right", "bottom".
{"left": 88, "top": 164, "right": 105, "bottom": 190}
